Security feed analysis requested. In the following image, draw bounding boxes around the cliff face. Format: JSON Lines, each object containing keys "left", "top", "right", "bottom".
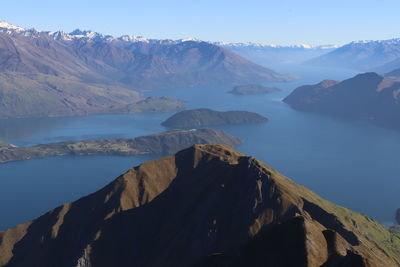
{"left": 0, "top": 145, "right": 399, "bottom": 267}
{"left": 161, "top": 108, "right": 268, "bottom": 128}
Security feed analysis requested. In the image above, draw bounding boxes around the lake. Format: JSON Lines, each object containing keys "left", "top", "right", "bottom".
{"left": 0, "top": 65, "right": 398, "bottom": 230}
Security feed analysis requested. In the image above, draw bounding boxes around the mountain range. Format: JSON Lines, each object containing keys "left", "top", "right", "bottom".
{"left": 284, "top": 72, "right": 400, "bottom": 129}
{"left": 305, "top": 39, "right": 400, "bottom": 72}
{"left": 220, "top": 39, "right": 400, "bottom": 77}
{"left": 0, "top": 144, "right": 399, "bottom": 266}
{"left": 0, "top": 21, "right": 290, "bottom": 118}
{"left": 217, "top": 42, "right": 338, "bottom": 67}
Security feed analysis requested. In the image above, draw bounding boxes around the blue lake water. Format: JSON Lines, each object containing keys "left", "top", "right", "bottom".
{"left": 0, "top": 66, "right": 399, "bottom": 230}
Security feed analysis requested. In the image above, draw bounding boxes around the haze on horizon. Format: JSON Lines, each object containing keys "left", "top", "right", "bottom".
{"left": 2, "top": 0, "right": 400, "bottom": 46}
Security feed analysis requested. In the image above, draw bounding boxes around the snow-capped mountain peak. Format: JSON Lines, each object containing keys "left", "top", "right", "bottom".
{"left": 214, "top": 41, "right": 340, "bottom": 50}
{"left": 0, "top": 20, "right": 205, "bottom": 45}
{"left": 117, "top": 35, "right": 150, "bottom": 43}
{"left": 0, "top": 20, "right": 340, "bottom": 49}
{"left": 349, "top": 38, "right": 400, "bottom": 46}
{"left": 0, "top": 21, "right": 26, "bottom": 32}
{"left": 68, "top": 29, "right": 115, "bottom": 41}
{"left": 179, "top": 37, "right": 201, "bottom": 42}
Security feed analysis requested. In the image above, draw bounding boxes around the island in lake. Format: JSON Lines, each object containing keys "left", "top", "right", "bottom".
{"left": 228, "top": 84, "right": 281, "bottom": 95}
{"left": 161, "top": 108, "right": 268, "bottom": 128}
{"left": 0, "top": 129, "right": 241, "bottom": 163}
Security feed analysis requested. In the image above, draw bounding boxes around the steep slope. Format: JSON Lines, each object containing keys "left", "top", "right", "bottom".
{"left": 113, "top": 40, "right": 291, "bottom": 89}
{"left": 306, "top": 39, "right": 400, "bottom": 71}
{"left": 161, "top": 108, "right": 268, "bottom": 128}
{"left": 284, "top": 72, "right": 400, "bottom": 129}
{"left": 0, "top": 21, "right": 290, "bottom": 117}
{"left": 0, "top": 71, "right": 142, "bottom": 118}
{"left": 0, "top": 144, "right": 399, "bottom": 267}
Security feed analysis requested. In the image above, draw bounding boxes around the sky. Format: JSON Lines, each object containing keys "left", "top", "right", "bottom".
{"left": 1, "top": 0, "right": 400, "bottom": 45}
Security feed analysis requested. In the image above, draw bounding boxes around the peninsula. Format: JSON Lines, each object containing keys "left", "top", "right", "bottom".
{"left": 228, "top": 84, "right": 281, "bottom": 95}
{"left": 0, "top": 129, "right": 241, "bottom": 163}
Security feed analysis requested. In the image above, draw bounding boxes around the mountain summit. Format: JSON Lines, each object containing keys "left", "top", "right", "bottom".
{"left": 0, "top": 144, "right": 399, "bottom": 266}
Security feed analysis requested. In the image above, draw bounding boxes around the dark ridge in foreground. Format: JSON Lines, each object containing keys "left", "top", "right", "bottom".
{"left": 0, "top": 129, "right": 241, "bottom": 163}
{"left": 0, "top": 144, "right": 399, "bottom": 267}
{"left": 161, "top": 108, "right": 268, "bottom": 128}
{"left": 284, "top": 72, "right": 400, "bottom": 129}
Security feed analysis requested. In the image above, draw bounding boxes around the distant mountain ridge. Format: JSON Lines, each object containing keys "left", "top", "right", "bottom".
{"left": 215, "top": 42, "right": 339, "bottom": 49}
{"left": 217, "top": 42, "right": 339, "bottom": 67}
{"left": 0, "top": 21, "right": 289, "bottom": 84}
{"left": 0, "top": 21, "right": 198, "bottom": 44}
{"left": 305, "top": 38, "right": 400, "bottom": 71}
{"left": 0, "top": 21, "right": 290, "bottom": 118}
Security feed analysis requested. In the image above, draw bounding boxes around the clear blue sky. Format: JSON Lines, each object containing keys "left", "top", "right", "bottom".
{"left": 2, "top": 0, "right": 399, "bottom": 45}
